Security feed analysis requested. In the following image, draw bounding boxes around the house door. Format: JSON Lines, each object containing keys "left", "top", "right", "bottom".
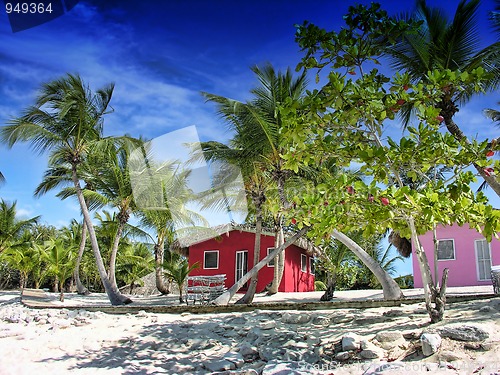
{"left": 475, "top": 239, "right": 492, "bottom": 281}
{"left": 235, "top": 250, "right": 248, "bottom": 286}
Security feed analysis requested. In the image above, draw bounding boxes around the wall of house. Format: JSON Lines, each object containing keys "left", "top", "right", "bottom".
{"left": 187, "top": 230, "right": 315, "bottom": 292}
{"left": 413, "top": 223, "right": 500, "bottom": 288}
{"left": 283, "top": 246, "right": 315, "bottom": 292}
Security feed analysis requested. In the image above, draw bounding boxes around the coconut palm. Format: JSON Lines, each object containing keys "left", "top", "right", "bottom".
{"left": 387, "top": 0, "right": 500, "bottom": 195}
{"left": 203, "top": 65, "right": 402, "bottom": 304}
{"left": 201, "top": 64, "right": 308, "bottom": 300}
{"left": 135, "top": 158, "right": 206, "bottom": 295}
{"left": 41, "top": 237, "right": 76, "bottom": 302}
{"left": 163, "top": 256, "right": 200, "bottom": 303}
{"left": 0, "top": 73, "right": 131, "bottom": 305}
{"left": 116, "top": 242, "right": 154, "bottom": 294}
{"left": 0, "top": 199, "right": 39, "bottom": 254}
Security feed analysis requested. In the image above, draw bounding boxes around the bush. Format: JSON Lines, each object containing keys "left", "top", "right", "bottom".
{"left": 314, "top": 280, "right": 327, "bottom": 291}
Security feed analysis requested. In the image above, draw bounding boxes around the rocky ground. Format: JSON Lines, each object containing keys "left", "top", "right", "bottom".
{"left": 0, "top": 291, "right": 499, "bottom": 374}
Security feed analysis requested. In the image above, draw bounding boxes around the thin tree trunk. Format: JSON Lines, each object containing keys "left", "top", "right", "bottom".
{"left": 268, "top": 218, "right": 285, "bottom": 295}
{"left": 212, "top": 226, "right": 309, "bottom": 305}
{"left": 408, "top": 217, "right": 447, "bottom": 323}
{"left": 432, "top": 225, "right": 439, "bottom": 287}
{"left": 108, "top": 219, "right": 125, "bottom": 289}
{"left": 154, "top": 242, "right": 170, "bottom": 295}
{"left": 320, "top": 270, "right": 337, "bottom": 301}
{"left": 71, "top": 166, "right": 132, "bottom": 305}
{"left": 75, "top": 220, "right": 90, "bottom": 295}
{"left": 236, "top": 199, "right": 263, "bottom": 304}
{"left": 332, "top": 229, "right": 402, "bottom": 300}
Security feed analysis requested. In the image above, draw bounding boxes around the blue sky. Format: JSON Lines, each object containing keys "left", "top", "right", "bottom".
{"left": 0, "top": 0, "right": 499, "bottom": 276}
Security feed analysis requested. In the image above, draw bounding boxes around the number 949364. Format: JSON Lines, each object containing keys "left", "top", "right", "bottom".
{"left": 5, "top": 2, "right": 53, "bottom": 14}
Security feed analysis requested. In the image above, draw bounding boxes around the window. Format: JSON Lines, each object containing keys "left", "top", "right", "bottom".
{"left": 310, "top": 256, "right": 315, "bottom": 274}
{"left": 475, "top": 239, "right": 492, "bottom": 281}
{"left": 267, "top": 248, "right": 275, "bottom": 267}
{"left": 437, "top": 239, "right": 455, "bottom": 261}
{"left": 301, "top": 254, "right": 307, "bottom": 272}
{"left": 204, "top": 250, "right": 219, "bottom": 269}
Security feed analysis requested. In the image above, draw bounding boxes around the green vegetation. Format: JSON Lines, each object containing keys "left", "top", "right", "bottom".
{"left": 0, "top": 2, "right": 499, "bottom": 324}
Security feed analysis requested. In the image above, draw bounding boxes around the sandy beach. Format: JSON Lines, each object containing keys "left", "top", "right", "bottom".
{"left": 0, "top": 288, "right": 499, "bottom": 374}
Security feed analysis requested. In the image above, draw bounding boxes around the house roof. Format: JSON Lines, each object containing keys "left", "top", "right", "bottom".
{"left": 171, "top": 223, "right": 321, "bottom": 256}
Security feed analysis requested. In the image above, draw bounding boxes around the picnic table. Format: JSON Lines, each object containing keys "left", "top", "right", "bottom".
{"left": 185, "top": 274, "right": 227, "bottom": 305}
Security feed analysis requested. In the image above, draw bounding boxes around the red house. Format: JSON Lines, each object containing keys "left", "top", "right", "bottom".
{"left": 179, "top": 224, "right": 316, "bottom": 292}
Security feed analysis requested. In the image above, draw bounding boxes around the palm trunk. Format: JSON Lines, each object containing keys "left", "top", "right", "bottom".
{"left": 212, "top": 226, "right": 309, "bottom": 305}
{"left": 71, "top": 166, "right": 131, "bottom": 305}
{"left": 268, "top": 223, "right": 285, "bottom": 295}
{"left": 332, "top": 229, "right": 402, "bottom": 300}
{"left": 236, "top": 198, "right": 263, "bottom": 304}
{"left": 108, "top": 217, "right": 126, "bottom": 289}
{"left": 75, "top": 220, "right": 90, "bottom": 295}
{"left": 59, "top": 281, "right": 65, "bottom": 302}
{"left": 154, "top": 242, "right": 170, "bottom": 295}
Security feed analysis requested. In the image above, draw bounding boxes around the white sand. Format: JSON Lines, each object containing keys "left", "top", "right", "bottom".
{"left": 0, "top": 289, "right": 499, "bottom": 375}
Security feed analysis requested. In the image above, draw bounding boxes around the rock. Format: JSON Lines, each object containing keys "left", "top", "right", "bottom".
{"left": 479, "top": 306, "right": 495, "bottom": 313}
{"left": 260, "top": 321, "right": 276, "bottom": 330}
{"left": 223, "top": 352, "right": 244, "bottom": 368}
{"left": 375, "top": 331, "right": 405, "bottom": 350}
{"left": 239, "top": 343, "right": 258, "bottom": 359}
{"left": 261, "top": 360, "right": 318, "bottom": 375}
{"left": 282, "top": 312, "right": 310, "bottom": 324}
{"left": 375, "top": 331, "right": 404, "bottom": 343}
{"left": 421, "top": 333, "right": 441, "bottom": 357}
{"left": 438, "top": 350, "right": 463, "bottom": 362}
{"left": 464, "top": 342, "right": 493, "bottom": 351}
{"left": 335, "top": 351, "right": 352, "bottom": 361}
{"left": 228, "top": 316, "right": 248, "bottom": 325}
{"left": 204, "top": 359, "right": 236, "bottom": 372}
{"left": 259, "top": 346, "right": 285, "bottom": 362}
{"left": 437, "top": 325, "right": 489, "bottom": 342}
{"left": 382, "top": 309, "right": 405, "bottom": 317}
{"left": 330, "top": 314, "right": 355, "bottom": 324}
{"left": 360, "top": 340, "right": 384, "bottom": 359}
{"left": 342, "top": 332, "right": 361, "bottom": 351}
{"left": 312, "top": 316, "right": 330, "bottom": 325}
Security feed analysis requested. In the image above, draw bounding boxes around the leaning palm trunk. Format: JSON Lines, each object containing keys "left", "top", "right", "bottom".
{"left": 332, "top": 230, "right": 402, "bottom": 300}
{"left": 236, "top": 200, "right": 263, "bottom": 304}
{"left": 71, "top": 168, "right": 131, "bottom": 305}
{"left": 74, "top": 220, "right": 90, "bottom": 295}
{"left": 408, "top": 218, "right": 448, "bottom": 323}
{"left": 212, "top": 226, "right": 310, "bottom": 305}
{"left": 154, "top": 243, "right": 170, "bottom": 295}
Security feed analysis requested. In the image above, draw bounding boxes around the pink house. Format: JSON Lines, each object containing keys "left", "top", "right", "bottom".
{"left": 413, "top": 223, "right": 500, "bottom": 288}
{"left": 180, "top": 224, "right": 316, "bottom": 293}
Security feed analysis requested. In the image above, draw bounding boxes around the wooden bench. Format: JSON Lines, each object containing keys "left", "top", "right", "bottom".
{"left": 185, "top": 275, "right": 227, "bottom": 305}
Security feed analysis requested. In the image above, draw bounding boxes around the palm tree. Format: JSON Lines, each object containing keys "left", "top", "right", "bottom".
{"left": 387, "top": 0, "right": 500, "bottom": 195}
{"left": 136, "top": 153, "right": 206, "bottom": 295}
{"left": 0, "top": 199, "right": 39, "bottom": 254}
{"left": 84, "top": 142, "right": 142, "bottom": 290}
{"left": 204, "top": 65, "right": 402, "bottom": 304}
{"left": 41, "top": 237, "right": 76, "bottom": 302}
{"left": 0, "top": 171, "right": 5, "bottom": 184}
{"left": 201, "top": 64, "right": 308, "bottom": 300}
{"left": 60, "top": 220, "right": 90, "bottom": 295}
{"left": 163, "top": 256, "right": 199, "bottom": 303}
{"left": 0, "top": 73, "right": 131, "bottom": 305}
{"left": 116, "top": 242, "right": 154, "bottom": 294}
